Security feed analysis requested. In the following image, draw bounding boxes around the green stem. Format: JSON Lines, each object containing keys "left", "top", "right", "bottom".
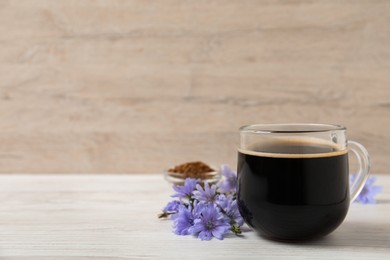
{"left": 230, "top": 225, "right": 242, "bottom": 235}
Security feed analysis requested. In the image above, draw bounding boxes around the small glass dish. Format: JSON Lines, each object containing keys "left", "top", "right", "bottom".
{"left": 163, "top": 168, "right": 221, "bottom": 186}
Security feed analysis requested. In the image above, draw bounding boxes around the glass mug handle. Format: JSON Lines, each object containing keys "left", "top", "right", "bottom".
{"left": 348, "top": 140, "right": 370, "bottom": 202}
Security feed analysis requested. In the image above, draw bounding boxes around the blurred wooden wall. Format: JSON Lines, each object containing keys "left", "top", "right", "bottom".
{"left": 0, "top": 0, "right": 389, "bottom": 173}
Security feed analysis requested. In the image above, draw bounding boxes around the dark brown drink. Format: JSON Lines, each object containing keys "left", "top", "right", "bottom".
{"left": 237, "top": 139, "right": 350, "bottom": 241}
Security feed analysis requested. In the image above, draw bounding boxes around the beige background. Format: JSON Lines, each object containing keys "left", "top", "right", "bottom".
{"left": 0, "top": 0, "right": 389, "bottom": 173}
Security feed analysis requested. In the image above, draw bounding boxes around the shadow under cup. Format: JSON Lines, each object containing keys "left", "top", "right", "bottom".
{"left": 237, "top": 137, "right": 350, "bottom": 241}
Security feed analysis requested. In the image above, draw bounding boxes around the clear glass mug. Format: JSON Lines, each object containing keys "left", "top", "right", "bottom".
{"left": 237, "top": 123, "right": 370, "bottom": 241}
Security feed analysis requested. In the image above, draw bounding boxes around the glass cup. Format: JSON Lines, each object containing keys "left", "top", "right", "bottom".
{"left": 237, "top": 123, "right": 370, "bottom": 241}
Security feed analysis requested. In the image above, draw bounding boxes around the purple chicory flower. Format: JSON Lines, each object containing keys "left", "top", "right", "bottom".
{"left": 351, "top": 175, "right": 383, "bottom": 204}
{"left": 163, "top": 200, "right": 181, "bottom": 213}
{"left": 216, "top": 194, "right": 244, "bottom": 226}
{"left": 172, "top": 202, "right": 204, "bottom": 235}
{"left": 193, "top": 182, "right": 218, "bottom": 203}
{"left": 159, "top": 165, "right": 246, "bottom": 240}
{"left": 218, "top": 165, "right": 237, "bottom": 193}
{"left": 188, "top": 204, "right": 231, "bottom": 240}
{"left": 171, "top": 178, "right": 198, "bottom": 199}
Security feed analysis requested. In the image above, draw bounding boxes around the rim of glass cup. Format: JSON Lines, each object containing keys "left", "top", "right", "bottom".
{"left": 239, "top": 123, "right": 346, "bottom": 134}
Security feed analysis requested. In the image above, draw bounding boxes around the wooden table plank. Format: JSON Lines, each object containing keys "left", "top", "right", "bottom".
{"left": 0, "top": 174, "right": 389, "bottom": 259}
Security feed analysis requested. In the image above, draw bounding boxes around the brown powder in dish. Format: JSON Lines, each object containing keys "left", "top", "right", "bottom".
{"left": 168, "top": 161, "right": 215, "bottom": 179}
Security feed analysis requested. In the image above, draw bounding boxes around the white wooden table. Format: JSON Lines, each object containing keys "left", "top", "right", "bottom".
{"left": 0, "top": 174, "right": 389, "bottom": 259}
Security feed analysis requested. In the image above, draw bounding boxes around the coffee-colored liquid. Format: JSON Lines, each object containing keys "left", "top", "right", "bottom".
{"left": 237, "top": 139, "right": 349, "bottom": 240}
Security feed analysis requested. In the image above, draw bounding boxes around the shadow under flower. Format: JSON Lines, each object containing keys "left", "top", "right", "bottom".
{"left": 375, "top": 198, "right": 390, "bottom": 204}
